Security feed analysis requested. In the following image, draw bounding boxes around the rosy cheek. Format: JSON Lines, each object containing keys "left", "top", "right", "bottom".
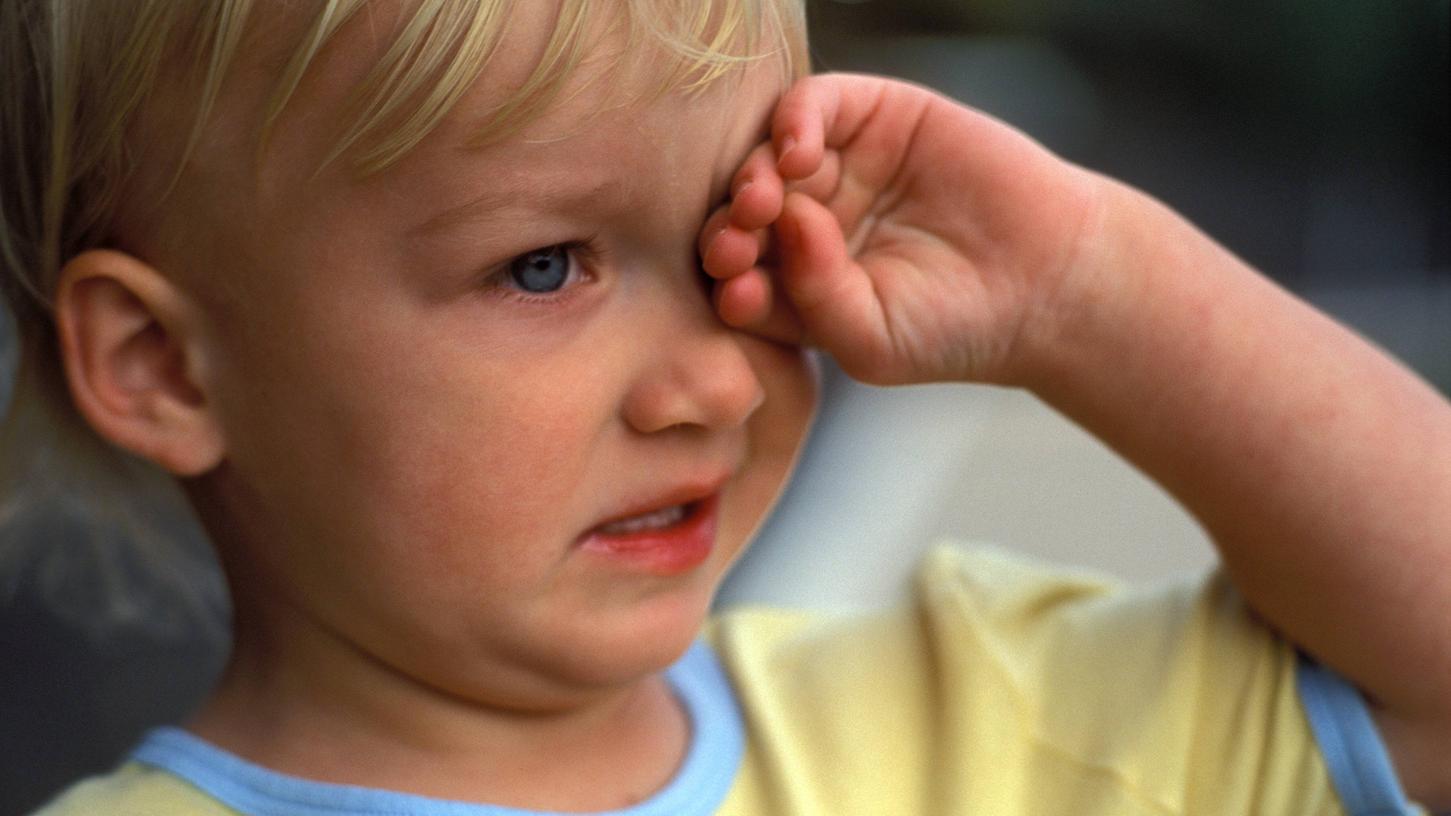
{"left": 756, "top": 345, "right": 819, "bottom": 430}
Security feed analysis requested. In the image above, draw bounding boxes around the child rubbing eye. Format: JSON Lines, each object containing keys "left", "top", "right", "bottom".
{"left": 2, "top": 1, "right": 1447, "bottom": 814}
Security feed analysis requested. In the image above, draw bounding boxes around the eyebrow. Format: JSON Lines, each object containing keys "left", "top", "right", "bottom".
{"left": 408, "top": 174, "right": 624, "bottom": 240}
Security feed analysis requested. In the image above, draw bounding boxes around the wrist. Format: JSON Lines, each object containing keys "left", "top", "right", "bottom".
{"left": 1005, "top": 171, "right": 1149, "bottom": 392}
{"left": 1011, "top": 175, "right": 1259, "bottom": 413}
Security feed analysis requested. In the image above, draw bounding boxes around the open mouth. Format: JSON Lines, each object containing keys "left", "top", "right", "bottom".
{"left": 592, "top": 500, "right": 699, "bottom": 536}
{"left": 579, "top": 494, "right": 720, "bottom": 575}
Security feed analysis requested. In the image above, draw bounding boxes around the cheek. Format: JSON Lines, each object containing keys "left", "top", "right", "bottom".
{"left": 363, "top": 371, "right": 609, "bottom": 552}
{"left": 750, "top": 342, "right": 819, "bottom": 456}
{"left": 732, "top": 342, "right": 818, "bottom": 528}
{"left": 290, "top": 376, "right": 610, "bottom": 615}
{"left": 221, "top": 322, "right": 611, "bottom": 572}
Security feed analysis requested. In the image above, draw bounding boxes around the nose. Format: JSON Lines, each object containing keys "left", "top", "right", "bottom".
{"left": 621, "top": 316, "right": 766, "bottom": 435}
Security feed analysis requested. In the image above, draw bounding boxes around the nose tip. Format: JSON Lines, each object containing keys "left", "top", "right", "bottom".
{"left": 622, "top": 330, "right": 766, "bottom": 435}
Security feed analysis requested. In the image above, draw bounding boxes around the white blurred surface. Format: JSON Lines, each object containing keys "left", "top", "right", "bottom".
{"left": 719, "top": 372, "right": 1217, "bottom": 611}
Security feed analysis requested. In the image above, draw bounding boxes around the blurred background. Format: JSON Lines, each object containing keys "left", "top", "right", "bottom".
{"left": 2, "top": 0, "right": 1448, "bottom": 812}
{"left": 722, "top": 0, "right": 1451, "bottom": 609}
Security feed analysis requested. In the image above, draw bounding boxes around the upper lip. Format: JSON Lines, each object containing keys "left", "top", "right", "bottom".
{"left": 585, "top": 473, "right": 731, "bottom": 534}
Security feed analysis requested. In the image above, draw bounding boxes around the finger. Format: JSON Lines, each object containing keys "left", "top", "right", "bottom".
{"left": 776, "top": 191, "right": 887, "bottom": 356}
{"left": 783, "top": 148, "right": 842, "bottom": 208}
{"left": 774, "top": 73, "right": 906, "bottom": 180}
{"left": 713, "top": 266, "right": 768, "bottom": 326}
{"left": 772, "top": 78, "right": 832, "bottom": 180}
{"left": 726, "top": 143, "right": 784, "bottom": 231}
{"left": 702, "top": 223, "right": 767, "bottom": 280}
{"left": 698, "top": 206, "right": 732, "bottom": 269}
{"left": 713, "top": 267, "right": 806, "bottom": 345}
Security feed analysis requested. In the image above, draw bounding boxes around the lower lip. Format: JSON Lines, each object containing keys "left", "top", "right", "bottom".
{"left": 578, "top": 495, "right": 719, "bottom": 576}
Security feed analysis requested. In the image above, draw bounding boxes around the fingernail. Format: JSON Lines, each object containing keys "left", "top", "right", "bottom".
{"left": 732, "top": 178, "right": 753, "bottom": 199}
{"left": 778, "top": 136, "right": 797, "bottom": 166}
{"left": 704, "top": 225, "right": 725, "bottom": 255}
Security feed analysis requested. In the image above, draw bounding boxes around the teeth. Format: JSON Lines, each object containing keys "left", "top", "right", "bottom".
{"left": 597, "top": 504, "right": 688, "bottom": 535}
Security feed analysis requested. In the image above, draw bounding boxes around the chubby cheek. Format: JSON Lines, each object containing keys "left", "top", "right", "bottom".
{"left": 356, "top": 369, "right": 608, "bottom": 589}
{"left": 219, "top": 299, "right": 605, "bottom": 597}
{"left": 722, "top": 342, "right": 818, "bottom": 558}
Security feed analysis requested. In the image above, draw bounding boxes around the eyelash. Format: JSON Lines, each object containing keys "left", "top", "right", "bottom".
{"left": 484, "top": 237, "right": 604, "bottom": 305}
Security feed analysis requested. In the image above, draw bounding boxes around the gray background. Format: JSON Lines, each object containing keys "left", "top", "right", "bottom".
{"left": 723, "top": 0, "right": 1450, "bottom": 608}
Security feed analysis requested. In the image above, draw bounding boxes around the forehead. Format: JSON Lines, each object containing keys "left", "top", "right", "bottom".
{"left": 130, "top": 1, "right": 798, "bottom": 271}
{"left": 238, "top": 2, "right": 576, "bottom": 183}
{"left": 156, "top": 3, "right": 782, "bottom": 313}
{"left": 145, "top": 1, "right": 786, "bottom": 300}
{"left": 227, "top": 2, "right": 777, "bottom": 188}
{"left": 238, "top": 4, "right": 774, "bottom": 224}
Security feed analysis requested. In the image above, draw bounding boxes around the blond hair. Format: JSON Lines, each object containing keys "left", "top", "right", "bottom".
{"left": 0, "top": 0, "right": 808, "bottom": 631}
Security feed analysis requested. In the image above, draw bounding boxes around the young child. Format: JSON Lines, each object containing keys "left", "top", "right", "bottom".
{"left": 4, "top": 1, "right": 1447, "bottom": 814}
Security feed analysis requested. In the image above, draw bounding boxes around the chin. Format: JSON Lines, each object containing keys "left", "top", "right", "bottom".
{"left": 556, "top": 580, "right": 717, "bottom": 691}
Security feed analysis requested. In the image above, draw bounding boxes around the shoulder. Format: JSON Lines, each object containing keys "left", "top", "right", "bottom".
{"left": 711, "top": 543, "right": 1343, "bottom": 814}
{"left": 31, "top": 762, "right": 237, "bottom": 816}
{"left": 711, "top": 542, "right": 1216, "bottom": 697}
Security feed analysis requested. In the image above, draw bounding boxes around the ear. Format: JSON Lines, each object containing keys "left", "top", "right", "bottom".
{"left": 54, "top": 249, "right": 226, "bottom": 476}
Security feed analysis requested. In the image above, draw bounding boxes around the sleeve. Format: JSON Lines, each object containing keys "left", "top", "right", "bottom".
{"left": 914, "top": 543, "right": 1406, "bottom": 815}
{"left": 1296, "top": 656, "right": 1421, "bottom": 816}
{"left": 711, "top": 544, "right": 1424, "bottom": 815}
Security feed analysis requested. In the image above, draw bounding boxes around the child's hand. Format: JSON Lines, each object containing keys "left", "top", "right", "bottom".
{"left": 707, "top": 80, "right": 1451, "bottom": 801}
{"left": 700, "top": 73, "right": 1107, "bottom": 386}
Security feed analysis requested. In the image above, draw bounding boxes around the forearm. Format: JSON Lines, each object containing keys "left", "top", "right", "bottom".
{"left": 1025, "top": 178, "right": 1451, "bottom": 727}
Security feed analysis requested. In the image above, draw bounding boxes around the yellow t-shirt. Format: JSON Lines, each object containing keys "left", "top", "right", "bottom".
{"left": 713, "top": 545, "right": 1354, "bottom": 814}
{"left": 33, "top": 545, "right": 1418, "bottom": 815}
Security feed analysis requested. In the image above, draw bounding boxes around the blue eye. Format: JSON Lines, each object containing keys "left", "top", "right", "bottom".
{"left": 507, "top": 245, "right": 573, "bottom": 293}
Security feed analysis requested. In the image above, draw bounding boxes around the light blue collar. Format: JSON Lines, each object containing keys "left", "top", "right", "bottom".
{"left": 133, "top": 641, "right": 743, "bottom": 816}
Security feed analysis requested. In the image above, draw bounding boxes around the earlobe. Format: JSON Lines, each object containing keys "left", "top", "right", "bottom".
{"left": 55, "top": 249, "right": 226, "bottom": 476}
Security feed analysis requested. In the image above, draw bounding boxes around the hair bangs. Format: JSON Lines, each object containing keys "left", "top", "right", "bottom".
{"left": 257, "top": 0, "right": 809, "bottom": 177}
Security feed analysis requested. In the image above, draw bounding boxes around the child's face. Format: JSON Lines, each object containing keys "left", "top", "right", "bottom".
{"left": 163, "top": 6, "right": 816, "bottom": 704}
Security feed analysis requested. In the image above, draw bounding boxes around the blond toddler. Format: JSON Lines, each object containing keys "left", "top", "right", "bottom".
{"left": 3, "top": 1, "right": 1447, "bottom": 814}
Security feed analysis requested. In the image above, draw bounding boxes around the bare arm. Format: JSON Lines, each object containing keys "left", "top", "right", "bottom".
{"left": 1028, "top": 180, "right": 1451, "bottom": 802}
{"left": 703, "top": 74, "right": 1451, "bottom": 804}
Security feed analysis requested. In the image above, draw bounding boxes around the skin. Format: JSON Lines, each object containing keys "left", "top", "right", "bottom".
{"left": 56, "top": 4, "right": 815, "bottom": 811}
{"left": 702, "top": 73, "right": 1451, "bottom": 806}
{"left": 48, "top": 3, "right": 1447, "bottom": 807}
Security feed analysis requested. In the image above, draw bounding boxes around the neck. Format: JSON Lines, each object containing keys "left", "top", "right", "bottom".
{"left": 187, "top": 604, "right": 691, "bottom": 811}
